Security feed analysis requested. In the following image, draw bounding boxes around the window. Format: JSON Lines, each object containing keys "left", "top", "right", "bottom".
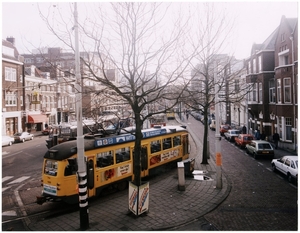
{"left": 5, "top": 91, "right": 17, "bottom": 106}
{"left": 116, "top": 147, "right": 130, "bottom": 164}
{"left": 258, "top": 83, "right": 262, "bottom": 103}
{"left": 20, "top": 96, "right": 23, "bottom": 106}
{"left": 235, "top": 79, "right": 239, "bottom": 93}
{"left": 173, "top": 136, "right": 181, "bottom": 146}
{"left": 269, "top": 79, "right": 276, "bottom": 103}
{"left": 284, "top": 78, "right": 291, "bottom": 103}
{"left": 44, "top": 160, "right": 58, "bottom": 176}
{"left": 281, "top": 33, "right": 285, "bottom": 42}
{"left": 279, "top": 117, "right": 282, "bottom": 138}
{"left": 285, "top": 117, "right": 292, "bottom": 141}
{"left": 163, "top": 137, "right": 172, "bottom": 150}
{"left": 248, "top": 61, "right": 251, "bottom": 74}
{"left": 5, "top": 67, "right": 16, "bottom": 81}
{"left": 36, "top": 57, "right": 43, "bottom": 63}
{"left": 252, "top": 83, "right": 257, "bottom": 102}
{"left": 278, "top": 49, "right": 289, "bottom": 66}
{"left": 253, "top": 58, "right": 256, "bottom": 73}
{"left": 150, "top": 140, "right": 161, "bottom": 153}
{"left": 277, "top": 79, "right": 281, "bottom": 103}
{"left": 96, "top": 150, "right": 114, "bottom": 168}
{"left": 258, "top": 56, "right": 262, "bottom": 72}
{"left": 25, "top": 58, "right": 32, "bottom": 63}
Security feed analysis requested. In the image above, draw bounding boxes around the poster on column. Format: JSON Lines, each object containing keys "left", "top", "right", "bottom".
{"left": 128, "top": 181, "right": 149, "bottom": 216}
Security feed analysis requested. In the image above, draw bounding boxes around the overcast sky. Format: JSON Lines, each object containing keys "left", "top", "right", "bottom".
{"left": 2, "top": 1, "right": 298, "bottom": 60}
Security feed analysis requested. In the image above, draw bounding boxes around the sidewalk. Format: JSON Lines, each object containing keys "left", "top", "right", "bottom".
{"left": 27, "top": 118, "right": 296, "bottom": 231}
{"left": 26, "top": 117, "right": 230, "bottom": 231}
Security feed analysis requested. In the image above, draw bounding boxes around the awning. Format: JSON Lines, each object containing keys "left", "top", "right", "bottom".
{"left": 28, "top": 114, "right": 47, "bottom": 123}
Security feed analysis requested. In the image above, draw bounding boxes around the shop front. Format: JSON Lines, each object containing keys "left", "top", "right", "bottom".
{"left": 27, "top": 114, "right": 48, "bottom": 133}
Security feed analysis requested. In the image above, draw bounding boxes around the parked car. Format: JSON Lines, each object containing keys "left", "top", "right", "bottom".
{"left": 271, "top": 155, "right": 298, "bottom": 183}
{"left": 13, "top": 132, "right": 34, "bottom": 143}
{"left": 234, "top": 134, "right": 254, "bottom": 148}
{"left": 42, "top": 127, "right": 51, "bottom": 135}
{"left": 2, "top": 135, "right": 14, "bottom": 146}
{"left": 209, "top": 120, "right": 216, "bottom": 130}
{"left": 224, "top": 129, "right": 240, "bottom": 142}
{"left": 245, "top": 140, "right": 274, "bottom": 159}
{"left": 220, "top": 124, "right": 231, "bottom": 136}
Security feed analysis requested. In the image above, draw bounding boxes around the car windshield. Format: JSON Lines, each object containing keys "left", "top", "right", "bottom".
{"left": 232, "top": 131, "right": 239, "bottom": 134}
{"left": 258, "top": 143, "right": 272, "bottom": 149}
{"left": 244, "top": 136, "right": 253, "bottom": 140}
{"left": 295, "top": 161, "right": 298, "bottom": 168}
{"left": 14, "top": 133, "right": 21, "bottom": 136}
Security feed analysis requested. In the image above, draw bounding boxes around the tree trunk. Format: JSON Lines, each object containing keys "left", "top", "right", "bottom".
{"left": 201, "top": 107, "right": 209, "bottom": 164}
{"left": 133, "top": 111, "right": 143, "bottom": 186}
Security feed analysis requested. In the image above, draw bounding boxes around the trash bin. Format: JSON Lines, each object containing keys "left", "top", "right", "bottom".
{"left": 45, "top": 139, "right": 53, "bottom": 149}
{"left": 183, "top": 158, "right": 195, "bottom": 177}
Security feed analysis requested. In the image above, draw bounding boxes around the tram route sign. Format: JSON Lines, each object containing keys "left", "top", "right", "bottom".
{"left": 94, "top": 128, "right": 167, "bottom": 148}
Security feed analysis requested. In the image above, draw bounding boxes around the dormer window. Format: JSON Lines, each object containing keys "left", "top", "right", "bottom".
{"left": 278, "top": 49, "right": 289, "bottom": 66}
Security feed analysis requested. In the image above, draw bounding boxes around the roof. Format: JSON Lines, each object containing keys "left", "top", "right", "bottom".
{"left": 44, "top": 125, "right": 188, "bottom": 161}
{"left": 2, "top": 39, "right": 20, "bottom": 61}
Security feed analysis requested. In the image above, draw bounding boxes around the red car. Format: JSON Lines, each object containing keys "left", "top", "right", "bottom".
{"left": 220, "top": 124, "right": 231, "bottom": 136}
{"left": 235, "top": 134, "right": 254, "bottom": 148}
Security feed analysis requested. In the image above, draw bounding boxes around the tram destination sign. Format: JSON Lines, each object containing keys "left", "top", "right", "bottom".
{"left": 94, "top": 128, "right": 167, "bottom": 148}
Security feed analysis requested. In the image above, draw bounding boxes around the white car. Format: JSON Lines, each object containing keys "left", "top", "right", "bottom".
{"left": 2, "top": 135, "right": 14, "bottom": 146}
{"left": 224, "top": 129, "right": 240, "bottom": 142}
{"left": 271, "top": 155, "right": 298, "bottom": 183}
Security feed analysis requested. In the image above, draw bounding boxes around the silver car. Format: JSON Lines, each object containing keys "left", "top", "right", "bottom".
{"left": 13, "top": 132, "right": 34, "bottom": 143}
{"left": 245, "top": 140, "right": 275, "bottom": 159}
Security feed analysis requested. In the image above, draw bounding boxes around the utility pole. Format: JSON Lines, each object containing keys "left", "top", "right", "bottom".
{"left": 74, "top": 2, "right": 89, "bottom": 230}
{"left": 214, "top": 61, "right": 222, "bottom": 189}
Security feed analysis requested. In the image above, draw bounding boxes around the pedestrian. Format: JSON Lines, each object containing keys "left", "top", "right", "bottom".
{"left": 273, "top": 131, "right": 280, "bottom": 149}
{"left": 260, "top": 131, "right": 266, "bottom": 140}
{"left": 255, "top": 129, "right": 260, "bottom": 140}
{"left": 186, "top": 113, "right": 189, "bottom": 120}
{"left": 242, "top": 125, "right": 247, "bottom": 134}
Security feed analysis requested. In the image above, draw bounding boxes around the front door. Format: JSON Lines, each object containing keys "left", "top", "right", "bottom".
{"left": 87, "top": 158, "right": 95, "bottom": 198}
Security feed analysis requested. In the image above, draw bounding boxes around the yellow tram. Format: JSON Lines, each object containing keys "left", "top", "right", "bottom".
{"left": 37, "top": 125, "right": 191, "bottom": 204}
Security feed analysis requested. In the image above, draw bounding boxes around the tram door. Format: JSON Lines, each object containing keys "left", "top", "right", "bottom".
{"left": 87, "top": 158, "right": 95, "bottom": 197}
{"left": 182, "top": 134, "right": 189, "bottom": 156}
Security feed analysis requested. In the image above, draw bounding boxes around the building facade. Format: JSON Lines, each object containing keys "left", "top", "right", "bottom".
{"left": 2, "top": 38, "right": 24, "bottom": 136}
{"left": 246, "top": 16, "right": 298, "bottom": 150}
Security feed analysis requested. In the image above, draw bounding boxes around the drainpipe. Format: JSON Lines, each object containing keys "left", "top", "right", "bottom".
{"left": 290, "top": 35, "right": 296, "bottom": 151}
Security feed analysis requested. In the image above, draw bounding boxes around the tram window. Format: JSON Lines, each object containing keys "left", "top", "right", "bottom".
{"left": 116, "top": 147, "right": 130, "bottom": 163}
{"left": 64, "top": 158, "right": 78, "bottom": 176}
{"left": 96, "top": 150, "right": 114, "bottom": 168}
{"left": 150, "top": 140, "right": 161, "bottom": 153}
{"left": 173, "top": 136, "right": 181, "bottom": 147}
{"left": 44, "top": 160, "right": 58, "bottom": 176}
{"left": 163, "top": 137, "right": 172, "bottom": 150}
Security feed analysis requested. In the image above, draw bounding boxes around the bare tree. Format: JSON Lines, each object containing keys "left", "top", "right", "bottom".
{"left": 183, "top": 3, "right": 250, "bottom": 164}
{"left": 38, "top": 2, "right": 196, "bottom": 186}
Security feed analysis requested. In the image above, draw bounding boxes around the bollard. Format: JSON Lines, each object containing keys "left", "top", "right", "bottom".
{"left": 177, "top": 161, "right": 185, "bottom": 191}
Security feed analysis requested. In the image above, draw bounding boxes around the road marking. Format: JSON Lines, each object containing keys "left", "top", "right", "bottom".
{"left": 7, "top": 176, "right": 30, "bottom": 185}
{"left": 2, "top": 210, "right": 17, "bottom": 216}
{"left": 2, "top": 186, "right": 11, "bottom": 192}
{"left": 2, "top": 151, "right": 23, "bottom": 159}
{"left": 2, "top": 176, "right": 14, "bottom": 182}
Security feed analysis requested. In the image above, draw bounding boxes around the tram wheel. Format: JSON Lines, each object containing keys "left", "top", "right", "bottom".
{"left": 117, "top": 181, "right": 127, "bottom": 191}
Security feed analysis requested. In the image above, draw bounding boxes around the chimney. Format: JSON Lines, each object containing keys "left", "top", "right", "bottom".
{"left": 6, "top": 37, "right": 15, "bottom": 46}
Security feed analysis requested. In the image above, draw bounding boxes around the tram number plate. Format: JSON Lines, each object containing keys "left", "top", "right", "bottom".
{"left": 43, "top": 184, "right": 57, "bottom": 195}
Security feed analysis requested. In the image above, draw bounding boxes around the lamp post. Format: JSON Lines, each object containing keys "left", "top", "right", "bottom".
{"left": 214, "top": 61, "right": 222, "bottom": 189}
{"left": 74, "top": 2, "right": 89, "bottom": 230}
